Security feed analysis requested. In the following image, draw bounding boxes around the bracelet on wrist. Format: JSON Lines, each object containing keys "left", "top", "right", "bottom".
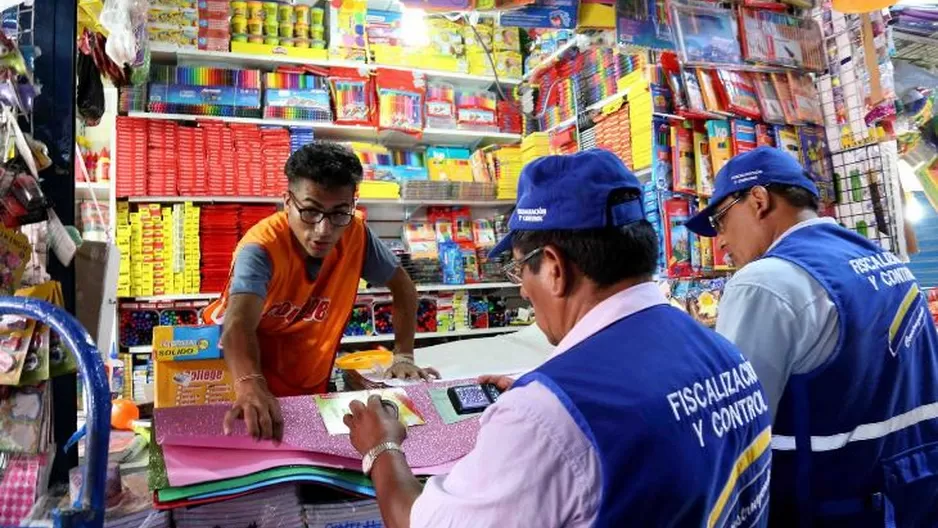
{"left": 235, "top": 373, "right": 266, "bottom": 385}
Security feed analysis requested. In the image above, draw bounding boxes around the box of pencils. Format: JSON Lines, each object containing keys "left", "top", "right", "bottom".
{"left": 147, "top": 65, "right": 262, "bottom": 118}
{"left": 263, "top": 72, "right": 332, "bottom": 122}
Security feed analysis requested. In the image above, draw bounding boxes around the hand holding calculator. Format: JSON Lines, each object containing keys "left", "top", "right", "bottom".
{"left": 447, "top": 383, "right": 503, "bottom": 415}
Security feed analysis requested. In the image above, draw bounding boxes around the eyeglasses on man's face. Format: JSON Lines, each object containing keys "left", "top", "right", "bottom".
{"left": 288, "top": 191, "right": 354, "bottom": 227}
{"left": 502, "top": 247, "right": 543, "bottom": 284}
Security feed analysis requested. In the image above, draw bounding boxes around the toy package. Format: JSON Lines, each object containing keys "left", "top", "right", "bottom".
{"left": 756, "top": 123, "right": 775, "bottom": 147}
{"left": 787, "top": 72, "right": 823, "bottom": 125}
{"left": 693, "top": 128, "right": 714, "bottom": 197}
{"left": 799, "top": 126, "right": 836, "bottom": 204}
{"left": 671, "top": 124, "right": 697, "bottom": 194}
{"left": 651, "top": 84, "right": 673, "bottom": 114}
{"left": 696, "top": 69, "right": 724, "bottom": 114}
{"left": 662, "top": 197, "right": 694, "bottom": 277}
{"left": 696, "top": 203, "right": 714, "bottom": 271}
{"left": 403, "top": 222, "right": 439, "bottom": 260}
{"left": 426, "top": 81, "right": 456, "bottom": 129}
{"left": 731, "top": 119, "right": 757, "bottom": 155}
{"left": 682, "top": 69, "right": 709, "bottom": 116}
{"left": 671, "top": 4, "right": 742, "bottom": 65}
{"left": 472, "top": 219, "right": 497, "bottom": 248}
{"left": 440, "top": 243, "right": 466, "bottom": 285}
{"left": 329, "top": 67, "right": 374, "bottom": 126}
{"left": 653, "top": 119, "right": 673, "bottom": 191}
{"left": 770, "top": 73, "right": 799, "bottom": 125}
{"left": 752, "top": 73, "right": 786, "bottom": 124}
{"left": 376, "top": 69, "right": 425, "bottom": 135}
{"left": 705, "top": 120, "right": 732, "bottom": 175}
{"left": 688, "top": 279, "right": 725, "bottom": 328}
{"left": 717, "top": 70, "right": 761, "bottom": 120}
{"left": 774, "top": 125, "right": 802, "bottom": 161}
{"left": 660, "top": 53, "right": 688, "bottom": 114}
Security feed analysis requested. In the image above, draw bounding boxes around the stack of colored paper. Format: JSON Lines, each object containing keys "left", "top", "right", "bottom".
{"left": 232, "top": 125, "right": 265, "bottom": 197}
{"left": 491, "top": 147, "right": 523, "bottom": 200}
{"left": 521, "top": 132, "right": 551, "bottom": 166}
{"left": 619, "top": 70, "right": 653, "bottom": 170}
{"left": 261, "top": 128, "right": 291, "bottom": 197}
{"left": 240, "top": 205, "right": 277, "bottom": 235}
{"left": 172, "top": 485, "right": 303, "bottom": 528}
{"left": 152, "top": 384, "right": 483, "bottom": 511}
{"left": 176, "top": 126, "right": 207, "bottom": 196}
{"left": 199, "top": 205, "right": 241, "bottom": 293}
{"left": 115, "top": 117, "right": 147, "bottom": 197}
{"left": 358, "top": 181, "right": 400, "bottom": 199}
{"left": 147, "top": 121, "right": 178, "bottom": 196}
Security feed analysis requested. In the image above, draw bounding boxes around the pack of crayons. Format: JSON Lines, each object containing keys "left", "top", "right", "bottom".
{"left": 329, "top": 67, "right": 375, "bottom": 127}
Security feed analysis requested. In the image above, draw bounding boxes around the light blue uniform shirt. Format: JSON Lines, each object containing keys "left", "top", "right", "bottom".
{"left": 716, "top": 217, "right": 840, "bottom": 418}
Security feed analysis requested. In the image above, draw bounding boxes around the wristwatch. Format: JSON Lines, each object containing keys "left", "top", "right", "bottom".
{"left": 362, "top": 441, "right": 403, "bottom": 475}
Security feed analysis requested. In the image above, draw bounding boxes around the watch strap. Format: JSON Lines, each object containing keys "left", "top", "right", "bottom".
{"left": 362, "top": 441, "right": 403, "bottom": 475}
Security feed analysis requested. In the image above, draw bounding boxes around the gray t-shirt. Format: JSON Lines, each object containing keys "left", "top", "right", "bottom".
{"left": 229, "top": 224, "right": 400, "bottom": 298}
{"left": 715, "top": 217, "right": 841, "bottom": 418}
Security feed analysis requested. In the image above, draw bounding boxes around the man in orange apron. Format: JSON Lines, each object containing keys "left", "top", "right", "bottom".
{"left": 203, "top": 142, "right": 438, "bottom": 441}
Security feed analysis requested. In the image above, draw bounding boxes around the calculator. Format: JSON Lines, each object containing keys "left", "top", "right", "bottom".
{"left": 447, "top": 383, "right": 503, "bottom": 415}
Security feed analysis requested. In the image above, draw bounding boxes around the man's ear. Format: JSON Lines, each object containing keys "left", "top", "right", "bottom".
{"left": 751, "top": 186, "right": 775, "bottom": 219}
{"left": 540, "top": 246, "right": 568, "bottom": 298}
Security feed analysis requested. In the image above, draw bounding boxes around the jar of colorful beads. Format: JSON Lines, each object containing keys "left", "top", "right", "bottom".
{"left": 417, "top": 297, "right": 438, "bottom": 333}
{"left": 344, "top": 301, "right": 374, "bottom": 337}
{"left": 119, "top": 306, "right": 160, "bottom": 347}
{"left": 373, "top": 298, "right": 394, "bottom": 335}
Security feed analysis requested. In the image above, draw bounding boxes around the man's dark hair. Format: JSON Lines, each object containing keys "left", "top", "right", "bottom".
{"left": 769, "top": 184, "right": 819, "bottom": 212}
{"left": 512, "top": 221, "right": 659, "bottom": 287}
{"left": 285, "top": 141, "right": 363, "bottom": 190}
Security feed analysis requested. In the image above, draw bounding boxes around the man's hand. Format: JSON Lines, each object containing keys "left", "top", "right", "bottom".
{"left": 477, "top": 374, "right": 515, "bottom": 391}
{"left": 386, "top": 361, "right": 440, "bottom": 381}
{"left": 224, "top": 378, "right": 284, "bottom": 442}
{"left": 344, "top": 394, "right": 407, "bottom": 456}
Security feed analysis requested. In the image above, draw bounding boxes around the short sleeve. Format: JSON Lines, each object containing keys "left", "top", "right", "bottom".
{"left": 361, "top": 225, "right": 400, "bottom": 286}
{"left": 229, "top": 244, "right": 272, "bottom": 299}
{"left": 716, "top": 258, "right": 839, "bottom": 418}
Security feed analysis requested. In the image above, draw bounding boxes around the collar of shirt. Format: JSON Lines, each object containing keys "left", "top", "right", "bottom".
{"left": 767, "top": 216, "right": 838, "bottom": 252}
{"left": 549, "top": 281, "right": 669, "bottom": 361}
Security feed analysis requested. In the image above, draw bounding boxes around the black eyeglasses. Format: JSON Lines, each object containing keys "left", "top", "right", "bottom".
{"left": 708, "top": 185, "right": 774, "bottom": 233}
{"left": 288, "top": 192, "right": 354, "bottom": 227}
{"left": 501, "top": 247, "right": 543, "bottom": 284}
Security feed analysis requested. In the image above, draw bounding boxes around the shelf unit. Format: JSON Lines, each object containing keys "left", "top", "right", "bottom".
{"left": 125, "top": 111, "right": 522, "bottom": 148}
{"left": 149, "top": 45, "right": 523, "bottom": 88}
{"left": 76, "top": 180, "right": 111, "bottom": 201}
{"left": 121, "top": 282, "right": 519, "bottom": 302}
{"left": 126, "top": 325, "right": 527, "bottom": 353}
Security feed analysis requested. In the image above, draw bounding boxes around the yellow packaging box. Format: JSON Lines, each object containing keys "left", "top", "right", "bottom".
{"left": 152, "top": 325, "right": 234, "bottom": 408}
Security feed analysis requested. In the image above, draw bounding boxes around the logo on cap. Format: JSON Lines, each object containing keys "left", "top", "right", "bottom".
{"left": 730, "top": 169, "right": 763, "bottom": 185}
{"left": 517, "top": 207, "right": 548, "bottom": 223}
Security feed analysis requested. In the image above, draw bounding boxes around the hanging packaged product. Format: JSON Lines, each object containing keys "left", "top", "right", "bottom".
{"left": 329, "top": 67, "right": 375, "bottom": 126}
{"left": 662, "top": 197, "right": 694, "bottom": 278}
{"left": 752, "top": 72, "right": 786, "bottom": 124}
{"left": 731, "top": 119, "right": 758, "bottom": 155}
{"left": 671, "top": 4, "right": 742, "bottom": 65}
{"left": 770, "top": 72, "right": 800, "bottom": 125}
{"left": 773, "top": 125, "right": 802, "bottom": 160}
{"left": 705, "top": 120, "right": 732, "bottom": 175}
{"left": 671, "top": 123, "right": 697, "bottom": 194}
{"left": 375, "top": 68, "right": 425, "bottom": 136}
{"left": 693, "top": 125, "right": 714, "bottom": 197}
{"left": 716, "top": 70, "right": 762, "bottom": 121}
{"left": 787, "top": 72, "right": 824, "bottom": 125}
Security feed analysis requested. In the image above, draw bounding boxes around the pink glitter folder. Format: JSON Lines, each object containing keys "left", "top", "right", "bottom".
{"left": 155, "top": 381, "right": 482, "bottom": 471}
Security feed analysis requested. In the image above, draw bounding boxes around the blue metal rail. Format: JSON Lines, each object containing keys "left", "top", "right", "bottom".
{"left": 0, "top": 297, "right": 109, "bottom": 528}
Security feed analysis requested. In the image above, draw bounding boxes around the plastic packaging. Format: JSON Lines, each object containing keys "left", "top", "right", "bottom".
{"left": 99, "top": 0, "right": 148, "bottom": 67}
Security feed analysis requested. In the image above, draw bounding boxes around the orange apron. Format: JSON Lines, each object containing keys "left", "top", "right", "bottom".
{"left": 203, "top": 211, "right": 365, "bottom": 396}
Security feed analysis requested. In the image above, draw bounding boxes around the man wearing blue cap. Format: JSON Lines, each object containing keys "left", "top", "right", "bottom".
{"left": 685, "top": 146, "right": 938, "bottom": 527}
{"left": 343, "top": 149, "right": 772, "bottom": 527}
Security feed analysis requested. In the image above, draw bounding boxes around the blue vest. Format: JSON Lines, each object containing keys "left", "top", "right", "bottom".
{"left": 514, "top": 303, "right": 773, "bottom": 527}
{"left": 764, "top": 222, "right": 938, "bottom": 527}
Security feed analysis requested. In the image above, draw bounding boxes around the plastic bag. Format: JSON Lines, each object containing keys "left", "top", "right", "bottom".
{"left": 99, "top": 0, "right": 148, "bottom": 67}
{"left": 77, "top": 52, "right": 104, "bottom": 125}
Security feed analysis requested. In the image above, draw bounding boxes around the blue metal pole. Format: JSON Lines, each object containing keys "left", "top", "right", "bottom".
{"left": 33, "top": 0, "right": 79, "bottom": 488}
{"left": 0, "top": 297, "right": 109, "bottom": 528}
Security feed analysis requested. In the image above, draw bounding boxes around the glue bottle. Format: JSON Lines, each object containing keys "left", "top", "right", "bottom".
{"left": 109, "top": 343, "right": 124, "bottom": 400}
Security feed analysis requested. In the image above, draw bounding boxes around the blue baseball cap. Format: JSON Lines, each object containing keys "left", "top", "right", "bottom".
{"left": 489, "top": 149, "right": 645, "bottom": 258}
{"left": 684, "top": 146, "right": 819, "bottom": 237}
